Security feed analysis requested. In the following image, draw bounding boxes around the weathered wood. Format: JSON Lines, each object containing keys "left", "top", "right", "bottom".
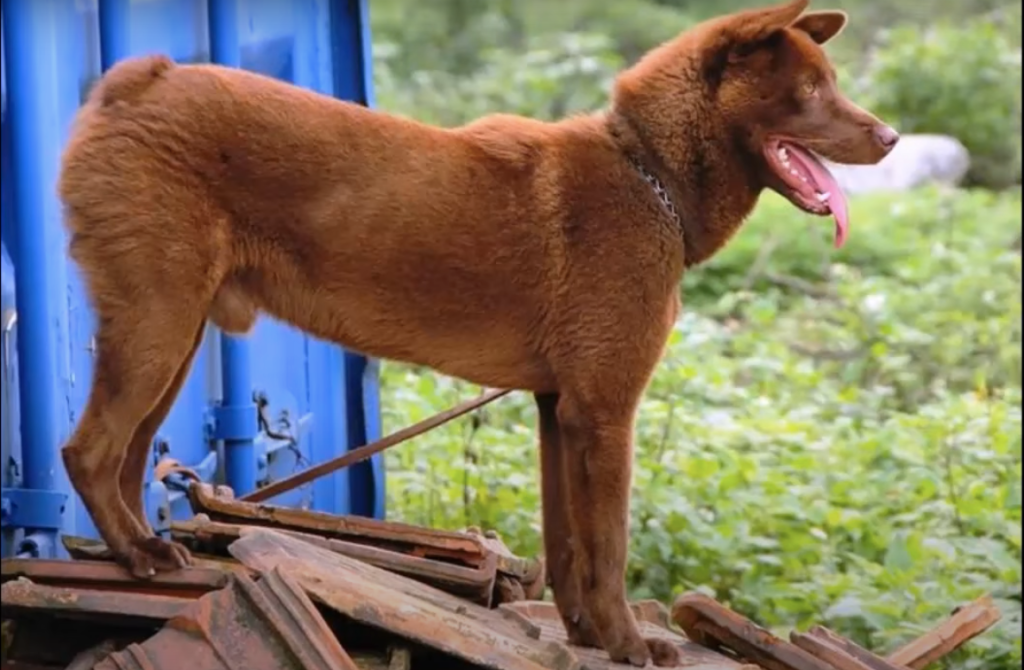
{"left": 501, "top": 600, "right": 748, "bottom": 670}
{"left": 791, "top": 627, "right": 904, "bottom": 670}
{"left": 228, "top": 529, "right": 579, "bottom": 670}
{"left": 173, "top": 517, "right": 499, "bottom": 605}
{"left": 887, "top": 595, "right": 1002, "bottom": 669}
{"left": 672, "top": 592, "right": 833, "bottom": 670}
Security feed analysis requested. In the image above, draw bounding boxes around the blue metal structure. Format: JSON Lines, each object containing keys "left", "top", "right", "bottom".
{"left": 0, "top": 0, "right": 385, "bottom": 560}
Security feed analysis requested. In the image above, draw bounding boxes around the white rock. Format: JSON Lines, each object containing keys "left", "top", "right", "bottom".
{"left": 823, "top": 134, "right": 971, "bottom": 195}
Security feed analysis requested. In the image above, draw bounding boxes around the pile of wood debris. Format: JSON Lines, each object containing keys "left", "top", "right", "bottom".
{"left": 0, "top": 483, "right": 1003, "bottom": 670}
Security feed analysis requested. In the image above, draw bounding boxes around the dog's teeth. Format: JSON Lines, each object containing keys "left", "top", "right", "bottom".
{"left": 816, "top": 191, "right": 831, "bottom": 202}
{"left": 778, "top": 148, "right": 789, "bottom": 160}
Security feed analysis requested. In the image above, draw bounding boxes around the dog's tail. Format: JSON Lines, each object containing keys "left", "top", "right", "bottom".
{"left": 91, "top": 54, "right": 174, "bottom": 108}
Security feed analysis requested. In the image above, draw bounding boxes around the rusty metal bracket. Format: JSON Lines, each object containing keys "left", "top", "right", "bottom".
{"left": 239, "top": 388, "right": 511, "bottom": 503}
{"left": 153, "top": 456, "right": 202, "bottom": 485}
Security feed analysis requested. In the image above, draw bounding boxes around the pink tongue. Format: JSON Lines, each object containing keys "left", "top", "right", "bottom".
{"left": 793, "top": 147, "right": 850, "bottom": 249}
{"left": 827, "top": 185, "right": 850, "bottom": 249}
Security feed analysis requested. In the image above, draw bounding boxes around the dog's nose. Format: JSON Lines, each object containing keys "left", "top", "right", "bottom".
{"left": 874, "top": 124, "right": 900, "bottom": 152}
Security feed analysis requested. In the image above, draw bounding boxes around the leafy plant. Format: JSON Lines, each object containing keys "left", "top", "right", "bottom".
{"left": 367, "top": 6, "right": 1023, "bottom": 667}
{"left": 380, "top": 188, "right": 1023, "bottom": 670}
{"left": 859, "top": 19, "right": 1023, "bottom": 189}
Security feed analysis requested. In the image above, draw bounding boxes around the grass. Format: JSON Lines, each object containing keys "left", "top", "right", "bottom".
{"left": 379, "top": 187, "right": 1023, "bottom": 670}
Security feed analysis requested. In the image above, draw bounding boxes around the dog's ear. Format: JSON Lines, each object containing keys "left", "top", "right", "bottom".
{"left": 699, "top": 0, "right": 810, "bottom": 81}
{"left": 726, "top": 0, "right": 811, "bottom": 46}
{"left": 791, "top": 10, "right": 848, "bottom": 45}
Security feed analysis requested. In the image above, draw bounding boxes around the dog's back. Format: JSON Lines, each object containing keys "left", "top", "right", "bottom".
{"left": 60, "top": 56, "right": 619, "bottom": 390}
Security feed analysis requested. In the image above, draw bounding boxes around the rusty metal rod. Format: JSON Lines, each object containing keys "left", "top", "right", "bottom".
{"left": 240, "top": 388, "right": 512, "bottom": 503}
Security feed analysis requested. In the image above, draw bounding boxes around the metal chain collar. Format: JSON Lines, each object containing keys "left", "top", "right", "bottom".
{"left": 629, "top": 158, "right": 681, "bottom": 229}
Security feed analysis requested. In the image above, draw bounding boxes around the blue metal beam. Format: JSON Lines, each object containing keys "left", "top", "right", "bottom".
{"left": 329, "top": 0, "right": 385, "bottom": 519}
{"left": 1, "top": 0, "right": 72, "bottom": 556}
{"left": 97, "top": 0, "right": 131, "bottom": 71}
{"left": 206, "top": 0, "right": 259, "bottom": 499}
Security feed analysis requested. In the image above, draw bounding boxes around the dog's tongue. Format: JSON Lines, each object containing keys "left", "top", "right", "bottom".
{"left": 817, "top": 168, "right": 850, "bottom": 249}
{"left": 790, "top": 145, "right": 850, "bottom": 249}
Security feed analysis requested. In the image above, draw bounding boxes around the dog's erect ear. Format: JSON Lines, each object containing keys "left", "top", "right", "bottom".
{"left": 698, "top": 0, "right": 810, "bottom": 81}
{"left": 725, "top": 0, "right": 810, "bottom": 50}
{"left": 791, "top": 11, "right": 848, "bottom": 44}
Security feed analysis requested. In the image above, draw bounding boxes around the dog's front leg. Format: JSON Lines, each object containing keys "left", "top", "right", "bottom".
{"left": 535, "top": 392, "right": 603, "bottom": 648}
{"left": 557, "top": 393, "right": 680, "bottom": 668}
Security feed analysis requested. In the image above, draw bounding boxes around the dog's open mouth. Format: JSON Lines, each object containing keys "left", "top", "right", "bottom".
{"left": 764, "top": 140, "right": 850, "bottom": 249}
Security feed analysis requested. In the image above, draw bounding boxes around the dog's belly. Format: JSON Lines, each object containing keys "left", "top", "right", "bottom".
{"left": 217, "top": 273, "right": 557, "bottom": 393}
{"left": 297, "top": 307, "right": 558, "bottom": 392}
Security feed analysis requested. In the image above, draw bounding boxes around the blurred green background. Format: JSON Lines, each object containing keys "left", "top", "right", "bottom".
{"left": 367, "top": 2, "right": 1023, "bottom": 668}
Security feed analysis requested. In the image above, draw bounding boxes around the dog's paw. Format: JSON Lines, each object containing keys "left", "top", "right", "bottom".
{"left": 564, "top": 614, "right": 602, "bottom": 649}
{"left": 645, "top": 637, "right": 681, "bottom": 667}
{"left": 605, "top": 635, "right": 652, "bottom": 668}
{"left": 122, "top": 537, "right": 193, "bottom": 579}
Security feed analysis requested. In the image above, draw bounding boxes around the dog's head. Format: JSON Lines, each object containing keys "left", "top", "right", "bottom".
{"left": 614, "top": 0, "right": 898, "bottom": 249}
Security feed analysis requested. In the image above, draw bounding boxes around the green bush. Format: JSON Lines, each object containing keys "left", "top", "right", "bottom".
{"left": 374, "top": 32, "right": 623, "bottom": 127}
{"left": 860, "top": 19, "right": 1022, "bottom": 189}
{"left": 367, "top": 8, "right": 1022, "bottom": 667}
{"left": 380, "top": 188, "right": 1023, "bottom": 670}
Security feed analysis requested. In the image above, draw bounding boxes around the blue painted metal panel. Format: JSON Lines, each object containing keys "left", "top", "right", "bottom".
{"left": 1, "top": 244, "right": 23, "bottom": 558}
{"left": 0, "top": 0, "right": 383, "bottom": 559}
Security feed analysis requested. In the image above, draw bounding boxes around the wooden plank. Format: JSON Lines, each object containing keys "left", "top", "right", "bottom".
{"left": 791, "top": 627, "right": 903, "bottom": 670}
{"left": 173, "top": 518, "right": 499, "bottom": 605}
{"left": 501, "top": 600, "right": 748, "bottom": 670}
{"left": 228, "top": 528, "right": 581, "bottom": 670}
{"left": 887, "top": 595, "right": 1002, "bottom": 669}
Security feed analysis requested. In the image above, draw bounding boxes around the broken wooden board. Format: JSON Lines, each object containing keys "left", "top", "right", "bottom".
{"left": 93, "top": 567, "right": 359, "bottom": 670}
{"left": 886, "top": 595, "right": 1003, "bottom": 669}
{"left": 172, "top": 517, "right": 499, "bottom": 606}
{"left": 2, "top": 556, "right": 233, "bottom": 599}
{"left": 189, "top": 483, "right": 543, "bottom": 603}
{"left": 60, "top": 534, "right": 252, "bottom": 577}
{"left": 500, "top": 600, "right": 756, "bottom": 670}
{"left": 673, "top": 591, "right": 1004, "bottom": 670}
{"left": 227, "top": 528, "right": 579, "bottom": 670}
{"left": 790, "top": 627, "right": 903, "bottom": 670}
{"left": 1, "top": 577, "right": 192, "bottom": 626}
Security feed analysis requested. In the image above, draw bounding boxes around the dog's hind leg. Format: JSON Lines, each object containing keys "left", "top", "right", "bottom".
{"left": 60, "top": 195, "right": 220, "bottom": 577}
{"left": 535, "top": 392, "right": 603, "bottom": 648}
{"left": 119, "top": 324, "right": 206, "bottom": 535}
{"left": 62, "top": 299, "right": 209, "bottom": 577}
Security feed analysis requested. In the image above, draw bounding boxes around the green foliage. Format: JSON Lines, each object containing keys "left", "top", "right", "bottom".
{"left": 380, "top": 188, "right": 1023, "bottom": 670}
{"left": 367, "top": 2, "right": 1023, "bottom": 668}
{"left": 859, "top": 19, "right": 1023, "bottom": 189}
{"left": 375, "top": 32, "right": 622, "bottom": 127}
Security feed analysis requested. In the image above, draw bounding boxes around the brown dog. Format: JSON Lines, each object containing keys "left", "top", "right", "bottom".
{"left": 57, "top": 0, "right": 896, "bottom": 665}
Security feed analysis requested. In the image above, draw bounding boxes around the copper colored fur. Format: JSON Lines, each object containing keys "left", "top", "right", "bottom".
{"left": 57, "top": 1, "right": 895, "bottom": 665}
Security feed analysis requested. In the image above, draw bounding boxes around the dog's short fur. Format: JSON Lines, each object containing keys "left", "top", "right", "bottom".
{"left": 58, "top": 0, "right": 896, "bottom": 665}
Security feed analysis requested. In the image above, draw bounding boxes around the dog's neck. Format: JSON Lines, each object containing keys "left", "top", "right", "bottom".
{"left": 627, "top": 156, "right": 682, "bottom": 233}
{"left": 606, "top": 107, "right": 763, "bottom": 268}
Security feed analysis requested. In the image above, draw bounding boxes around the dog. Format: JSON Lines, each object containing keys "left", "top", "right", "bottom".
{"left": 57, "top": 0, "right": 896, "bottom": 665}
